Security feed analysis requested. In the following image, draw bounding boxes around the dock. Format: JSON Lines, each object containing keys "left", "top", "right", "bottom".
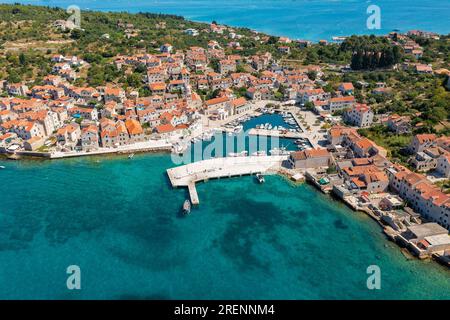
{"left": 248, "top": 128, "right": 303, "bottom": 139}
{"left": 288, "top": 111, "right": 320, "bottom": 148}
{"left": 167, "top": 155, "right": 289, "bottom": 204}
{"left": 187, "top": 182, "right": 199, "bottom": 205}
{"left": 247, "top": 127, "right": 317, "bottom": 148}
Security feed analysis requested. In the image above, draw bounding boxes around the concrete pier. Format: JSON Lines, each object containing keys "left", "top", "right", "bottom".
{"left": 247, "top": 126, "right": 317, "bottom": 148}
{"left": 50, "top": 140, "right": 172, "bottom": 159}
{"left": 188, "top": 182, "right": 200, "bottom": 205}
{"left": 167, "top": 155, "right": 289, "bottom": 204}
{"left": 247, "top": 128, "right": 303, "bottom": 139}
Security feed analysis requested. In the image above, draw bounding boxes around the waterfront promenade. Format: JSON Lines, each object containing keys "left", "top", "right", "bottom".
{"left": 167, "top": 155, "right": 288, "bottom": 204}
{"left": 50, "top": 140, "right": 172, "bottom": 159}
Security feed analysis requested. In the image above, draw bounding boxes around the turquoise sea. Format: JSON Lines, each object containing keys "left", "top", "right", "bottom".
{"left": 0, "top": 152, "right": 449, "bottom": 299}
{"left": 2, "top": 0, "right": 450, "bottom": 41}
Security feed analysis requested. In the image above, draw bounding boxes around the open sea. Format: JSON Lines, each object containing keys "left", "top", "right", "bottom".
{"left": 1, "top": 0, "right": 450, "bottom": 41}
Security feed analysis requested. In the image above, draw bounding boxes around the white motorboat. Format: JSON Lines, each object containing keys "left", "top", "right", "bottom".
{"left": 251, "top": 150, "right": 267, "bottom": 157}
{"left": 173, "top": 144, "right": 185, "bottom": 155}
{"left": 228, "top": 150, "right": 248, "bottom": 157}
{"left": 269, "top": 147, "right": 290, "bottom": 156}
{"left": 256, "top": 173, "right": 265, "bottom": 184}
{"left": 234, "top": 125, "right": 243, "bottom": 134}
{"left": 183, "top": 200, "right": 191, "bottom": 215}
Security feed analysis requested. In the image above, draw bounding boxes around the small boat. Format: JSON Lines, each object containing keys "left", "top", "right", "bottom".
{"left": 173, "top": 144, "right": 185, "bottom": 155}
{"left": 251, "top": 150, "right": 267, "bottom": 157}
{"left": 0, "top": 166, "right": 5, "bottom": 169}
{"left": 128, "top": 153, "right": 134, "bottom": 159}
{"left": 182, "top": 200, "right": 191, "bottom": 215}
{"left": 269, "top": 147, "right": 291, "bottom": 156}
{"left": 256, "top": 173, "right": 265, "bottom": 184}
{"left": 332, "top": 36, "right": 347, "bottom": 42}
{"left": 228, "top": 150, "right": 248, "bottom": 157}
{"left": 234, "top": 125, "right": 243, "bottom": 134}
{"left": 203, "top": 131, "right": 213, "bottom": 141}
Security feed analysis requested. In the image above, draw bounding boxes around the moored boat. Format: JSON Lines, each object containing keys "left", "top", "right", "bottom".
{"left": 228, "top": 150, "right": 248, "bottom": 157}
{"left": 173, "top": 144, "right": 185, "bottom": 155}
{"left": 251, "top": 150, "right": 267, "bottom": 156}
{"left": 256, "top": 173, "right": 265, "bottom": 184}
{"left": 183, "top": 199, "right": 191, "bottom": 215}
{"left": 269, "top": 147, "right": 290, "bottom": 156}
{"left": 233, "top": 125, "right": 243, "bottom": 134}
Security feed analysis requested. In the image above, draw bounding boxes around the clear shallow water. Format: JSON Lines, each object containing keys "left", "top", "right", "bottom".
{"left": 0, "top": 154, "right": 449, "bottom": 299}
{"left": 3, "top": 0, "right": 450, "bottom": 41}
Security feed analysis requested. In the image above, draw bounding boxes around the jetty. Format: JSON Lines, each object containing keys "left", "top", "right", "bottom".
{"left": 247, "top": 128, "right": 303, "bottom": 139}
{"left": 167, "top": 155, "right": 288, "bottom": 205}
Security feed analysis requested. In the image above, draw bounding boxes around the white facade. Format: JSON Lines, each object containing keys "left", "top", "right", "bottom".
{"left": 344, "top": 105, "right": 374, "bottom": 127}
{"left": 436, "top": 154, "right": 450, "bottom": 178}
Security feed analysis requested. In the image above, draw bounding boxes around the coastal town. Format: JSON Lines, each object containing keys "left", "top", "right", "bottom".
{"left": 0, "top": 4, "right": 449, "bottom": 268}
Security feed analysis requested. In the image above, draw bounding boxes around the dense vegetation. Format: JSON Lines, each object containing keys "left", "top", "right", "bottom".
{"left": 341, "top": 35, "right": 403, "bottom": 70}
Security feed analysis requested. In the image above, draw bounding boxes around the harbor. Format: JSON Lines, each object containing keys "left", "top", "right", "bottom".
{"left": 217, "top": 107, "right": 320, "bottom": 150}
{"left": 167, "top": 155, "right": 288, "bottom": 205}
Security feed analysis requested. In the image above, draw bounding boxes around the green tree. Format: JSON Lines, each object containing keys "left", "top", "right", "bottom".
{"left": 19, "top": 52, "right": 26, "bottom": 66}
